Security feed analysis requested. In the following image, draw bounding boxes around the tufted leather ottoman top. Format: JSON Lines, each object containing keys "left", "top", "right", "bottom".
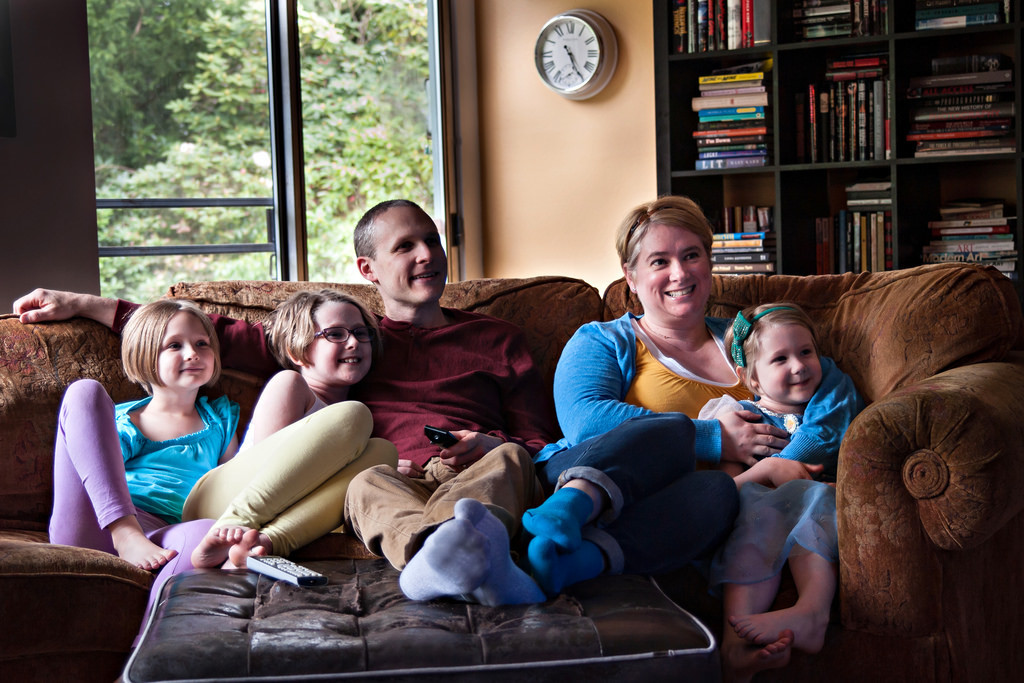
{"left": 123, "top": 558, "right": 719, "bottom": 682}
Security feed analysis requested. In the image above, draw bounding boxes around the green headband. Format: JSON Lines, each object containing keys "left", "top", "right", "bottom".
{"left": 730, "top": 306, "right": 796, "bottom": 368}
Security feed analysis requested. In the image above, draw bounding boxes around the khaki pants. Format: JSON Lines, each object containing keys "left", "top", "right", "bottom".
{"left": 183, "top": 401, "right": 397, "bottom": 555}
{"left": 344, "top": 443, "right": 543, "bottom": 568}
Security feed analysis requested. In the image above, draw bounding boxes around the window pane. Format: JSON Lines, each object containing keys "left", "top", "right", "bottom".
{"left": 88, "top": 0, "right": 275, "bottom": 300}
{"left": 297, "top": 0, "right": 434, "bottom": 283}
{"left": 100, "top": 253, "right": 276, "bottom": 304}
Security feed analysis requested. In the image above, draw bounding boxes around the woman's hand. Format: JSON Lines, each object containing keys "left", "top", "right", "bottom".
{"left": 439, "top": 430, "right": 505, "bottom": 471}
{"left": 734, "top": 458, "right": 824, "bottom": 489}
{"left": 718, "top": 409, "right": 791, "bottom": 466}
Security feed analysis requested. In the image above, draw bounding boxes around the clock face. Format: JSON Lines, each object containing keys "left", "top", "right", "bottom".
{"left": 534, "top": 11, "right": 617, "bottom": 100}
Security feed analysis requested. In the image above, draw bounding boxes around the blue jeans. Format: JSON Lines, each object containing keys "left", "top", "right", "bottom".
{"left": 536, "top": 413, "right": 738, "bottom": 575}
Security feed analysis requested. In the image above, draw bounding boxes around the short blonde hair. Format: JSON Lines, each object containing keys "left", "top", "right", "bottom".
{"left": 616, "top": 195, "right": 714, "bottom": 273}
{"left": 724, "top": 302, "right": 819, "bottom": 386}
{"left": 265, "top": 289, "right": 381, "bottom": 370}
{"left": 121, "top": 299, "right": 221, "bottom": 394}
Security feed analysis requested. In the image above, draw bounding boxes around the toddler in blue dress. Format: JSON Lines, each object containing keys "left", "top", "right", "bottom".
{"left": 699, "top": 303, "right": 863, "bottom": 682}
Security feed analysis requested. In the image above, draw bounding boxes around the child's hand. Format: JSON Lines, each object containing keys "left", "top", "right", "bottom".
{"left": 738, "top": 458, "right": 824, "bottom": 489}
{"left": 397, "top": 458, "right": 425, "bottom": 478}
{"left": 439, "top": 431, "right": 504, "bottom": 471}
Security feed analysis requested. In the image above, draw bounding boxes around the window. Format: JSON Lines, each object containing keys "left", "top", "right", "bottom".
{"left": 88, "top": 0, "right": 441, "bottom": 301}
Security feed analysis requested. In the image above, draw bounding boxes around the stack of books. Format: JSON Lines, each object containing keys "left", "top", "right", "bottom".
{"left": 711, "top": 229, "right": 777, "bottom": 275}
{"left": 805, "top": 52, "right": 889, "bottom": 163}
{"left": 922, "top": 198, "right": 1017, "bottom": 279}
{"left": 814, "top": 180, "right": 891, "bottom": 274}
{"left": 907, "top": 54, "right": 1016, "bottom": 157}
{"left": 915, "top": 1, "right": 1007, "bottom": 31}
{"left": 671, "top": 0, "right": 770, "bottom": 53}
{"left": 693, "top": 61, "right": 772, "bottom": 170}
{"left": 792, "top": 1, "right": 888, "bottom": 40}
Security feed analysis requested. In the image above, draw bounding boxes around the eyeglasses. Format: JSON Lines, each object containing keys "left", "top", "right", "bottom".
{"left": 314, "top": 326, "right": 373, "bottom": 344}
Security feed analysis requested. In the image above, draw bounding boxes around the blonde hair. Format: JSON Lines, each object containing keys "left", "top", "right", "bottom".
{"left": 121, "top": 299, "right": 221, "bottom": 394}
{"left": 616, "top": 195, "right": 714, "bottom": 273}
{"left": 265, "top": 289, "right": 381, "bottom": 370}
{"left": 724, "top": 302, "right": 820, "bottom": 386}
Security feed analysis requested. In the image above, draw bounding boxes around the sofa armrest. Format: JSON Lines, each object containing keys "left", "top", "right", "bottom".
{"left": 836, "top": 356, "right": 1024, "bottom": 636}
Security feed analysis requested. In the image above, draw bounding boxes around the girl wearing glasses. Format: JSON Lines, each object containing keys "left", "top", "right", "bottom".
{"left": 187, "top": 289, "right": 397, "bottom": 568}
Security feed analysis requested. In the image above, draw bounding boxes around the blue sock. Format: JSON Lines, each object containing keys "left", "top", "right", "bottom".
{"left": 522, "top": 486, "right": 594, "bottom": 551}
{"left": 527, "top": 536, "right": 606, "bottom": 596}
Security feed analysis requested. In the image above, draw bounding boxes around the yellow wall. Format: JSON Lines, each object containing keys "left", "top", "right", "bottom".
{"left": 475, "top": 1, "right": 656, "bottom": 294}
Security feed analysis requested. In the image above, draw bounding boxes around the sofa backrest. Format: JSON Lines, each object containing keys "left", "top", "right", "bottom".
{"left": 602, "top": 263, "right": 1024, "bottom": 403}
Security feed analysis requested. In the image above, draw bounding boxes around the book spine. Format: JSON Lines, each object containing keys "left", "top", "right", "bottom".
{"left": 695, "top": 155, "right": 768, "bottom": 169}
{"left": 872, "top": 79, "right": 885, "bottom": 160}
{"left": 727, "top": 0, "right": 742, "bottom": 49}
{"left": 916, "top": 3, "right": 1002, "bottom": 19}
{"left": 697, "top": 0, "right": 709, "bottom": 51}
{"left": 741, "top": 0, "right": 753, "bottom": 48}
{"left": 916, "top": 13, "right": 1001, "bottom": 29}
{"left": 673, "top": 0, "right": 689, "bottom": 53}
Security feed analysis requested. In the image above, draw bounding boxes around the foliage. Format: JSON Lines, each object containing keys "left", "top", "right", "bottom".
{"left": 89, "top": 0, "right": 433, "bottom": 300}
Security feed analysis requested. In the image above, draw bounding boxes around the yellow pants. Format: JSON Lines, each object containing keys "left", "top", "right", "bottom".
{"left": 182, "top": 401, "right": 397, "bottom": 555}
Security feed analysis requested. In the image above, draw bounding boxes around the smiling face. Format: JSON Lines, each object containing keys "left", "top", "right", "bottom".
{"left": 744, "top": 323, "right": 822, "bottom": 414}
{"left": 624, "top": 223, "right": 713, "bottom": 328}
{"left": 295, "top": 301, "right": 373, "bottom": 397}
{"left": 156, "top": 311, "right": 217, "bottom": 392}
{"left": 356, "top": 205, "right": 448, "bottom": 324}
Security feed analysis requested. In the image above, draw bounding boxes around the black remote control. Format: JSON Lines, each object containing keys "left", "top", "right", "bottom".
{"left": 424, "top": 425, "right": 458, "bottom": 448}
{"left": 246, "top": 555, "right": 328, "bottom": 586}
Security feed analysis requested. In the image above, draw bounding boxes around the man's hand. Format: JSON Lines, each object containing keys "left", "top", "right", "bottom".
{"left": 438, "top": 431, "right": 505, "bottom": 472}
{"left": 718, "top": 409, "right": 791, "bottom": 467}
{"left": 13, "top": 288, "right": 118, "bottom": 327}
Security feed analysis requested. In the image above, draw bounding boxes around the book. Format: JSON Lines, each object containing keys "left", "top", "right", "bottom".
{"left": 922, "top": 250, "right": 1019, "bottom": 263}
{"left": 931, "top": 53, "right": 1012, "bottom": 75}
{"left": 907, "top": 69, "right": 1013, "bottom": 89}
{"left": 712, "top": 237, "right": 776, "bottom": 248}
{"left": 916, "top": 14, "right": 1002, "bottom": 30}
{"left": 673, "top": 0, "right": 689, "bottom": 53}
{"left": 931, "top": 225, "right": 1011, "bottom": 236}
{"left": 906, "top": 82, "right": 1014, "bottom": 98}
{"left": 695, "top": 134, "right": 768, "bottom": 146}
{"left": 727, "top": 0, "right": 742, "bottom": 50}
{"left": 926, "top": 216, "right": 1012, "bottom": 228}
{"left": 712, "top": 230, "right": 773, "bottom": 240}
{"left": 691, "top": 92, "right": 770, "bottom": 110}
{"left": 698, "top": 71, "right": 766, "bottom": 85}
{"left": 695, "top": 155, "right": 768, "bottom": 169}
{"left": 699, "top": 147, "right": 769, "bottom": 158}
{"left": 713, "top": 261, "right": 777, "bottom": 274}
{"left": 712, "top": 250, "right": 775, "bottom": 262}
{"left": 916, "top": 3, "right": 1002, "bottom": 19}
{"left": 911, "top": 102, "right": 1015, "bottom": 122}
{"left": 693, "top": 124, "right": 769, "bottom": 136}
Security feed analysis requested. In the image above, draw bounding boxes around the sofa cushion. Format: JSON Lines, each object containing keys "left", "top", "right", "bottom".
{"left": 602, "top": 263, "right": 1023, "bottom": 402}
{"left": 0, "top": 535, "right": 152, "bottom": 683}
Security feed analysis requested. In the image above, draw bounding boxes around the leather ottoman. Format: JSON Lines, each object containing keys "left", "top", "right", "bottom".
{"left": 122, "top": 558, "right": 720, "bottom": 682}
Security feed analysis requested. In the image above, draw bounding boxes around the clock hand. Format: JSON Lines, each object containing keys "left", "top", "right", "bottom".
{"left": 563, "top": 44, "right": 584, "bottom": 79}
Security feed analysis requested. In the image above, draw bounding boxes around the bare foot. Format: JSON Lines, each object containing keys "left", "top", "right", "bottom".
{"left": 722, "top": 629, "right": 793, "bottom": 683}
{"left": 226, "top": 528, "right": 273, "bottom": 569}
{"left": 191, "top": 527, "right": 238, "bottom": 568}
{"left": 109, "top": 516, "right": 177, "bottom": 571}
{"left": 730, "top": 604, "right": 829, "bottom": 654}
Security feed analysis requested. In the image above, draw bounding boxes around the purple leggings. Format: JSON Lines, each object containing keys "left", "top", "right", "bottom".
{"left": 49, "top": 379, "right": 215, "bottom": 631}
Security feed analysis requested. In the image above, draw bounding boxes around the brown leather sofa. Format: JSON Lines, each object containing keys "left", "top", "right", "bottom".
{"left": 2, "top": 263, "right": 1022, "bottom": 682}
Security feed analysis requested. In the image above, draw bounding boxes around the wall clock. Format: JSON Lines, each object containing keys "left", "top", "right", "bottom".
{"left": 534, "top": 9, "right": 618, "bottom": 101}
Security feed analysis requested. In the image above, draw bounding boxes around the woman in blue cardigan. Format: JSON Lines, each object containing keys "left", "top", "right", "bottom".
{"left": 521, "top": 196, "right": 862, "bottom": 680}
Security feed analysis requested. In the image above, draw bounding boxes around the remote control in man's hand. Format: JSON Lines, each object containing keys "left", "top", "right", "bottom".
{"left": 246, "top": 555, "right": 328, "bottom": 586}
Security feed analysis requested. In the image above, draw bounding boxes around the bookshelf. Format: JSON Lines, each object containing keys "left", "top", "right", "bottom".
{"left": 654, "top": 0, "right": 1023, "bottom": 298}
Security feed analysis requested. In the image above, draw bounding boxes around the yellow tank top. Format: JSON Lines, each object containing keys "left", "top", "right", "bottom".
{"left": 624, "top": 335, "right": 753, "bottom": 418}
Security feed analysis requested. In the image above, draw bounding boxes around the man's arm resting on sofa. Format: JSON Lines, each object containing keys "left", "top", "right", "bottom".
{"left": 13, "top": 288, "right": 119, "bottom": 328}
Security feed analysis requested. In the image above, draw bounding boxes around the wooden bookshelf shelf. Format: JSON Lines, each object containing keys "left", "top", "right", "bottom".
{"left": 654, "top": 0, "right": 1023, "bottom": 298}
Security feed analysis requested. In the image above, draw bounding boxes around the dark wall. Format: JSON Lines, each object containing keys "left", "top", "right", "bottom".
{"left": 0, "top": 0, "right": 99, "bottom": 306}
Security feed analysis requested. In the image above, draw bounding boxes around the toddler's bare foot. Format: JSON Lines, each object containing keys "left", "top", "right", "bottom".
{"left": 226, "top": 528, "right": 273, "bottom": 569}
{"left": 722, "top": 629, "right": 793, "bottom": 683}
{"left": 109, "top": 516, "right": 177, "bottom": 571}
{"left": 730, "top": 604, "right": 829, "bottom": 654}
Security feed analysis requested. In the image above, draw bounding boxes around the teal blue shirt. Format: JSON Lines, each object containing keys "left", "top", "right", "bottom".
{"left": 116, "top": 394, "right": 239, "bottom": 523}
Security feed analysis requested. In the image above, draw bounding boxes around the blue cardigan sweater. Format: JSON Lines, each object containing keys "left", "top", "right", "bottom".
{"left": 536, "top": 313, "right": 863, "bottom": 472}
